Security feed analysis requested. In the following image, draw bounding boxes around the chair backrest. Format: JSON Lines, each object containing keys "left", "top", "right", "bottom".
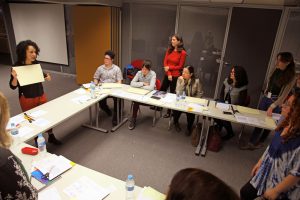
{"left": 244, "top": 95, "right": 250, "bottom": 107}
{"left": 131, "top": 59, "right": 144, "bottom": 70}
{"left": 155, "top": 79, "right": 161, "bottom": 90}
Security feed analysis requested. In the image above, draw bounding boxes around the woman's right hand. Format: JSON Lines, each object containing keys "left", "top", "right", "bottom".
{"left": 11, "top": 69, "right": 17, "bottom": 79}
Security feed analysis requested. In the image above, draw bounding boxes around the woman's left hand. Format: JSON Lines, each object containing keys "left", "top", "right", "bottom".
{"left": 263, "top": 188, "right": 280, "bottom": 200}
{"left": 45, "top": 73, "right": 51, "bottom": 81}
{"left": 164, "top": 66, "right": 169, "bottom": 72}
{"left": 266, "top": 107, "right": 273, "bottom": 117}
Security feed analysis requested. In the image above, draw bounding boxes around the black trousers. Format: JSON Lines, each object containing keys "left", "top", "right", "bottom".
{"left": 99, "top": 97, "right": 121, "bottom": 123}
{"left": 214, "top": 118, "right": 234, "bottom": 136}
{"left": 173, "top": 110, "right": 195, "bottom": 132}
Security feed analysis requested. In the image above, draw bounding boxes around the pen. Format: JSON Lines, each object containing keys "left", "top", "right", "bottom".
{"left": 24, "top": 113, "right": 35, "bottom": 123}
{"left": 231, "top": 105, "right": 236, "bottom": 115}
{"left": 207, "top": 100, "right": 210, "bottom": 107}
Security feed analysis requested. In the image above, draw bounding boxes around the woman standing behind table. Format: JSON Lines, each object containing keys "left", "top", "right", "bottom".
{"left": 0, "top": 92, "right": 38, "bottom": 199}
{"left": 160, "top": 34, "right": 187, "bottom": 118}
{"left": 9, "top": 40, "right": 61, "bottom": 145}
{"left": 246, "top": 52, "right": 296, "bottom": 149}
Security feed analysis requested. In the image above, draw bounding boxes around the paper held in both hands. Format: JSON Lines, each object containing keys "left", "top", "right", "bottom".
{"left": 13, "top": 64, "right": 45, "bottom": 86}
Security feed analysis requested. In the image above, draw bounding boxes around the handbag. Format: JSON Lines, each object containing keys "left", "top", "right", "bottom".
{"left": 191, "top": 123, "right": 202, "bottom": 147}
{"left": 207, "top": 125, "right": 222, "bottom": 152}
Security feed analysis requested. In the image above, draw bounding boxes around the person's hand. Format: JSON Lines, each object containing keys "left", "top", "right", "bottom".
{"left": 178, "top": 76, "right": 183, "bottom": 81}
{"left": 168, "top": 75, "right": 172, "bottom": 81}
{"left": 264, "top": 188, "right": 280, "bottom": 200}
{"left": 45, "top": 73, "right": 51, "bottom": 81}
{"left": 251, "top": 162, "right": 261, "bottom": 177}
{"left": 164, "top": 66, "right": 169, "bottom": 72}
{"left": 266, "top": 107, "right": 273, "bottom": 117}
{"left": 11, "top": 69, "right": 17, "bottom": 79}
{"left": 143, "top": 82, "right": 150, "bottom": 86}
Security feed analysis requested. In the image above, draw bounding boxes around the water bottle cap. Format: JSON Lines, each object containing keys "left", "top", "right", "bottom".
{"left": 127, "top": 174, "right": 133, "bottom": 180}
{"left": 38, "top": 133, "right": 43, "bottom": 137}
{"left": 11, "top": 122, "right": 15, "bottom": 126}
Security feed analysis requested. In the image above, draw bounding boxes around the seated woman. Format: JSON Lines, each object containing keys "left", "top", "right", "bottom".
{"left": 128, "top": 60, "right": 156, "bottom": 130}
{"left": 215, "top": 65, "right": 248, "bottom": 140}
{"left": 240, "top": 90, "right": 300, "bottom": 200}
{"left": 0, "top": 92, "right": 38, "bottom": 199}
{"left": 166, "top": 168, "right": 239, "bottom": 200}
{"left": 173, "top": 65, "right": 203, "bottom": 136}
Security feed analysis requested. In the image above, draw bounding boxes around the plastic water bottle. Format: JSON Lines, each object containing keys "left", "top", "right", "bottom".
{"left": 10, "top": 123, "right": 19, "bottom": 135}
{"left": 181, "top": 91, "right": 186, "bottom": 100}
{"left": 125, "top": 174, "right": 135, "bottom": 200}
{"left": 176, "top": 91, "right": 181, "bottom": 107}
{"left": 37, "top": 133, "right": 47, "bottom": 155}
{"left": 90, "top": 81, "right": 96, "bottom": 99}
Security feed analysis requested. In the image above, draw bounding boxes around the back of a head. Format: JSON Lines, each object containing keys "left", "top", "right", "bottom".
{"left": 166, "top": 168, "right": 239, "bottom": 200}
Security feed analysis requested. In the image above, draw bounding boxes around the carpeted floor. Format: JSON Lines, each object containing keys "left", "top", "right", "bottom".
{"left": 0, "top": 63, "right": 269, "bottom": 195}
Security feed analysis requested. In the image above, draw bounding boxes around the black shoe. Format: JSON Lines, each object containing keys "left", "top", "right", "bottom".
{"left": 174, "top": 123, "right": 181, "bottom": 132}
{"left": 34, "top": 136, "right": 38, "bottom": 147}
{"left": 163, "top": 113, "right": 170, "bottom": 118}
{"left": 128, "top": 118, "right": 136, "bottom": 130}
{"left": 112, "top": 120, "right": 118, "bottom": 127}
{"left": 222, "top": 132, "right": 235, "bottom": 141}
{"left": 48, "top": 134, "right": 62, "bottom": 145}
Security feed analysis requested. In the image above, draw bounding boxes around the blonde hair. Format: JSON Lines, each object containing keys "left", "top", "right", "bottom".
{"left": 0, "top": 92, "right": 12, "bottom": 148}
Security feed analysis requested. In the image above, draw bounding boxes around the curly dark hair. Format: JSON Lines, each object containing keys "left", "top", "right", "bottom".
{"left": 276, "top": 89, "right": 300, "bottom": 142}
{"left": 16, "top": 40, "right": 40, "bottom": 64}
{"left": 104, "top": 50, "right": 115, "bottom": 60}
{"left": 168, "top": 34, "right": 185, "bottom": 54}
{"left": 142, "top": 59, "right": 152, "bottom": 70}
{"left": 166, "top": 168, "right": 239, "bottom": 200}
{"left": 227, "top": 65, "right": 248, "bottom": 88}
{"left": 275, "top": 52, "right": 295, "bottom": 86}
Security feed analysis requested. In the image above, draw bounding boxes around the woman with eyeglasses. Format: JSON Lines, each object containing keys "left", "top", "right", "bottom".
{"left": 0, "top": 92, "right": 38, "bottom": 199}
{"left": 173, "top": 65, "right": 203, "bottom": 136}
{"left": 240, "top": 91, "right": 300, "bottom": 200}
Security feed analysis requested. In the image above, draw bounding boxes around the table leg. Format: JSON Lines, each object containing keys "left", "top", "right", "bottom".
{"left": 111, "top": 98, "right": 128, "bottom": 132}
{"left": 83, "top": 104, "right": 108, "bottom": 133}
{"left": 195, "top": 116, "right": 206, "bottom": 156}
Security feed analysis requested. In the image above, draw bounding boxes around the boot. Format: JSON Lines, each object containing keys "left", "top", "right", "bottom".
{"left": 48, "top": 133, "right": 62, "bottom": 145}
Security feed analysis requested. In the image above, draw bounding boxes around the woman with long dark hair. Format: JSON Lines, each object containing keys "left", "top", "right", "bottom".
{"left": 246, "top": 52, "right": 296, "bottom": 149}
{"left": 240, "top": 91, "right": 300, "bottom": 200}
{"left": 9, "top": 40, "right": 61, "bottom": 145}
{"left": 173, "top": 65, "right": 203, "bottom": 136}
{"left": 215, "top": 65, "right": 248, "bottom": 140}
{"left": 161, "top": 34, "right": 187, "bottom": 118}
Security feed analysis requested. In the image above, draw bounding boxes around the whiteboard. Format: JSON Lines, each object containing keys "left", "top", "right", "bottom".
{"left": 10, "top": 3, "right": 68, "bottom": 65}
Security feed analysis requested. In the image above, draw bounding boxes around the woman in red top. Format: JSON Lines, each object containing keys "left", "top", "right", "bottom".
{"left": 161, "top": 34, "right": 187, "bottom": 118}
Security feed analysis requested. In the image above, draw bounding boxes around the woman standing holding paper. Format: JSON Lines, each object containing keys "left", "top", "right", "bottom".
{"left": 160, "top": 34, "right": 187, "bottom": 118}
{"left": 0, "top": 92, "right": 38, "bottom": 199}
{"left": 9, "top": 40, "right": 61, "bottom": 145}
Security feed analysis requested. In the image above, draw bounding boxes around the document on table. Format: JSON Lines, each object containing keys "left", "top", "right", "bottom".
{"left": 38, "top": 187, "right": 61, "bottom": 200}
{"left": 216, "top": 102, "right": 230, "bottom": 111}
{"left": 185, "top": 97, "right": 208, "bottom": 106}
{"left": 137, "top": 186, "right": 166, "bottom": 200}
{"left": 33, "top": 155, "right": 73, "bottom": 180}
{"left": 32, "top": 118, "right": 50, "bottom": 127}
{"left": 30, "top": 110, "right": 47, "bottom": 118}
{"left": 63, "top": 176, "right": 110, "bottom": 200}
{"left": 17, "top": 126, "right": 34, "bottom": 137}
{"left": 71, "top": 95, "right": 92, "bottom": 104}
{"left": 236, "top": 106, "right": 260, "bottom": 115}
{"left": 75, "top": 88, "right": 88, "bottom": 95}
{"left": 160, "top": 93, "right": 175, "bottom": 104}
{"left": 101, "top": 83, "right": 123, "bottom": 89}
{"left": 235, "top": 114, "right": 265, "bottom": 126}
{"left": 13, "top": 64, "right": 44, "bottom": 86}
{"left": 186, "top": 103, "right": 208, "bottom": 112}
{"left": 127, "top": 87, "right": 151, "bottom": 95}
{"left": 6, "top": 115, "right": 26, "bottom": 129}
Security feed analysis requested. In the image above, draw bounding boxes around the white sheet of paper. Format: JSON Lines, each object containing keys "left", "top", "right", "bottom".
{"left": 71, "top": 95, "right": 91, "bottom": 104}
{"left": 13, "top": 64, "right": 44, "bottom": 86}
{"left": 75, "top": 88, "right": 88, "bottom": 95}
{"left": 30, "top": 110, "right": 47, "bottom": 118}
{"left": 216, "top": 102, "right": 230, "bottom": 111}
{"left": 161, "top": 94, "right": 175, "bottom": 103}
{"left": 38, "top": 187, "right": 62, "bottom": 200}
{"left": 6, "top": 115, "right": 26, "bottom": 129}
{"left": 17, "top": 126, "right": 33, "bottom": 137}
{"left": 234, "top": 114, "right": 249, "bottom": 123}
{"left": 63, "top": 176, "right": 110, "bottom": 200}
{"left": 32, "top": 118, "right": 50, "bottom": 127}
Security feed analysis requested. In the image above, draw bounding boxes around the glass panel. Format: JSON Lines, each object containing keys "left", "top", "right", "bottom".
{"left": 280, "top": 10, "right": 300, "bottom": 71}
{"left": 178, "top": 6, "right": 229, "bottom": 98}
{"left": 131, "top": 4, "right": 177, "bottom": 80}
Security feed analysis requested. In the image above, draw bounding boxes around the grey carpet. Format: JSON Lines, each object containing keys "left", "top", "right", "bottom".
{"left": 0, "top": 64, "right": 269, "bottom": 195}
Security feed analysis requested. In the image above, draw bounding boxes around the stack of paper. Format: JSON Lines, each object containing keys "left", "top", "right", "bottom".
{"left": 33, "top": 155, "right": 74, "bottom": 181}
{"left": 237, "top": 106, "right": 260, "bottom": 115}
{"left": 71, "top": 95, "right": 92, "bottom": 104}
{"left": 216, "top": 102, "right": 230, "bottom": 111}
{"left": 186, "top": 97, "right": 208, "bottom": 106}
{"left": 137, "top": 187, "right": 166, "bottom": 200}
{"left": 63, "top": 176, "right": 110, "bottom": 200}
{"left": 101, "top": 83, "right": 123, "bottom": 89}
{"left": 127, "top": 87, "right": 151, "bottom": 95}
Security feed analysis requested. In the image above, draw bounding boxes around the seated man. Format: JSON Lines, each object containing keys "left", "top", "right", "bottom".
{"left": 93, "top": 50, "right": 123, "bottom": 126}
{"left": 128, "top": 60, "right": 156, "bottom": 130}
